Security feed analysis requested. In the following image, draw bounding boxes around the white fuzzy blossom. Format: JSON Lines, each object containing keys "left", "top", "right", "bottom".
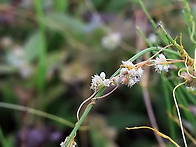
{"left": 122, "top": 60, "right": 135, "bottom": 67}
{"left": 60, "top": 137, "right": 77, "bottom": 147}
{"left": 102, "top": 32, "right": 121, "bottom": 50}
{"left": 114, "top": 61, "right": 144, "bottom": 87}
{"left": 90, "top": 72, "right": 111, "bottom": 91}
{"left": 154, "top": 54, "right": 170, "bottom": 73}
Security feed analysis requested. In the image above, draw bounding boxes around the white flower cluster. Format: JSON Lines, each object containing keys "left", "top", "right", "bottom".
{"left": 154, "top": 54, "right": 170, "bottom": 73}
{"left": 90, "top": 54, "right": 171, "bottom": 91}
{"left": 102, "top": 32, "right": 121, "bottom": 50}
{"left": 90, "top": 72, "right": 111, "bottom": 91}
{"left": 114, "top": 61, "right": 144, "bottom": 87}
{"left": 60, "top": 137, "right": 77, "bottom": 147}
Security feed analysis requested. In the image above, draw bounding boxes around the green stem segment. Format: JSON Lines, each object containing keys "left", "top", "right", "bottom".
{"left": 64, "top": 47, "right": 179, "bottom": 147}
{"left": 34, "top": 0, "right": 47, "bottom": 91}
{"left": 138, "top": 0, "right": 156, "bottom": 29}
{"left": 159, "top": 24, "right": 194, "bottom": 66}
{"left": 138, "top": 0, "right": 168, "bottom": 45}
{"left": 159, "top": 24, "right": 181, "bottom": 51}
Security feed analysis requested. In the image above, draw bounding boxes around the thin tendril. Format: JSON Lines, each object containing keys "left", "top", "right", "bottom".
{"left": 82, "top": 86, "right": 119, "bottom": 117}
{"left": 77, "top": 86, "right": 119, "bottom": 121}
{"left": 184, "top": 56, "right": 196, "bottom": 78}
{"left": 136, "top": 44, "right": 173, "bottom": 68}
{"left": 91, "top": 85, "right": 119, "bottom": 101}
{"left": 148, "top": 59, "right": 184, "bottom": 66}
{"left": 76, "top": 91, "right": 97, "bottom": 121}
{"left": 172, "top": 81, "right": 188, "bottom": 147}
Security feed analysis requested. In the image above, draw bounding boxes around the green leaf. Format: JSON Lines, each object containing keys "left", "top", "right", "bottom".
{"left": 44, "top": 13, "right": 86, "bottom": 35}
{"left": 54, "top": 0, "right": 68, "bottom": 12}
{"left": 0, "top": 127, "right": 13, "bottom": 147}
{"left": 23, "top": 32, "right": 42, "bottom": 63}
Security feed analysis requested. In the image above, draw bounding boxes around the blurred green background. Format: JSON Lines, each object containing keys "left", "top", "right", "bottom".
{"left": 0, "top": 0, "right": 196, "bottom": 146}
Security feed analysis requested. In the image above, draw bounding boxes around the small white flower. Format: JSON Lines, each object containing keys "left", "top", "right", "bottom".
{"left": 129, "top": 68, "right": 137, "bottom": 76}
{"left": 116, "top": 62, "right": 144, "bottom": 88}
{"left": 60, "top": 137, "right": 77, "bottom": 147}
{"left": 102, "top": 32, "right": 121, "bottom": 50}
{"left": 113, "top": 76, "right": 121, "bottom": 85}
{"left": 100, "top": 72, "right": 106, "bottom": 79}
{"left": 120, "top": 68, "right": 129, "bottom": 75}
{"left": 122, "top": 60, "right": 134, "bottom": 67}
{"left": 128, "top": 78, "right": 136, "bottom": 87}
{"left": 129, "top": 67, "right": 144, "bottom": 78}
{"left": 103, "top": 79, "right": 111, "bottom": 87}
{"left": 92, "top": 75, "right": 102, "bottom": 83}
{"left": 90, "top": 75, "right": 102, "bottom": 91}
{"left": 136, "top": 67, "right": 144, "bottom": 78}
{"left": 154, "top": 54, "right": 170, "bottom": 73}
{"left": 90, "top": 72, "right": 111, "bottom": 91}
{"left": 126, "top": 67, "right": 144, "bottom": 87}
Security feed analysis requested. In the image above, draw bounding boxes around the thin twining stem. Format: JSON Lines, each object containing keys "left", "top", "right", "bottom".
{"left": 173, "top": 81, "right": 188, "bottom": 147}
{"left": 168, "top": 112, "right": 196, "bottom": 146}
{"left": 77, "top": 91, "right": 97, "bottom": 121}
{"left": 77, "top": 86, "right": 119, "bottom": 121}
{"left": 184, "top": 56, "right": 196, "bottom": 79}
{"left": 136, "top": 44, "right": 173, "bottom": 68}
{"left": 91, "top": 86, "right": 119, "bottom": 101}
{"left": 147, "top": 59, "right": 185, "bottom": 66}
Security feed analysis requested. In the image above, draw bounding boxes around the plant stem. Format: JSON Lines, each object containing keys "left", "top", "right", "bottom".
{"left": 138, "top": 0, "right": 168, "bottom": 45}
{"left": 34, "top": 0, "right": 47, "bottom": 91}
{"left": 136, "top": 26, "right": 153, "bottom": 47}
{"left": 173, "top": 82, "right": 188, "bottom": 147}
{"left": 138, "top": 0, "right": 156, "bottom": 29}
{"left": 0, "top": 102, "right": 75, "bottom": 128}
{"left": 64, "top": 46, "right": 179, "bottom": 147}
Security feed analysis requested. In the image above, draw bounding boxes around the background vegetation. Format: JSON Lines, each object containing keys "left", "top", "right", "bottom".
{"left": 0, "top": 0, "right": 196, "bottom": 146}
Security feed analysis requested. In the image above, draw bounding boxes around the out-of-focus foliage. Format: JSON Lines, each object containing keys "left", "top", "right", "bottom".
{"left": 0, "top": 0, "right": 196, "bottom": 147}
